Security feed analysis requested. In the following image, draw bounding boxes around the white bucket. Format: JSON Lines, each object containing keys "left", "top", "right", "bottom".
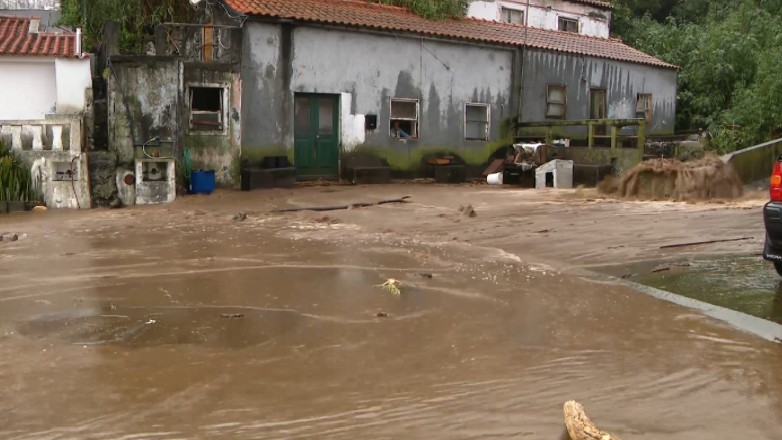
{"left": 487, "top": 172, "right": 503, "bottom": 185}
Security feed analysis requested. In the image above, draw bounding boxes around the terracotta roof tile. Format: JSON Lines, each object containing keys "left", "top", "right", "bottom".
{"left": 223, "top": 0, "right": 675, "bottom": 69}
{"left": 0, "top": 15, "right": 78, "bottom": 58}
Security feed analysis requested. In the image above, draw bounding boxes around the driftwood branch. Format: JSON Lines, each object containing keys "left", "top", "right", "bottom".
{"left": 564, "top": 401, "right": 621, "bottom": 440}
{"left": 272, "top": 196, "right": 410, "bottom": 213}
{"left": 660, "top": 236, "right": 753, "bottom": 249}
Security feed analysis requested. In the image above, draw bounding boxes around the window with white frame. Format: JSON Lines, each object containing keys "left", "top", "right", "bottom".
{"left": 546, "top": 85, "right": 566, "bottom": 119}
{"left": 189, "top": 86, "right": 224, "bottom": 131}
{"left": 558, "top": 17, "right": 579, "bottom": 33}
{"left": 636, "top": 93, "right": 652, "bottom": 122}
{"left": 465, "top": 103, "right": 490, "bottom": 141}
{"left": 390, "top": 99, "right": 419, "bottom": 139}
{"left": 501, "top": 7, "right": 523, "bottom": 25}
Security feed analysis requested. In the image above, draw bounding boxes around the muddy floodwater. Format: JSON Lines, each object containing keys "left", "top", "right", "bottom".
{"left": 1, "top": 187, "right": 781, "bottom": 439}
{"left": 599, "top": 254, "right": 782, "bottom": 324}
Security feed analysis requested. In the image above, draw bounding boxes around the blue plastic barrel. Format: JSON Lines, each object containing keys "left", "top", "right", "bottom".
{"left": 190, "top": 169, "right": 216, "bottom": 194}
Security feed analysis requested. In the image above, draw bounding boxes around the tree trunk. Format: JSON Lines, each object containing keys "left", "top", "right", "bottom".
{"left": 563, "top": 401, "right": 621, "bottom": 440}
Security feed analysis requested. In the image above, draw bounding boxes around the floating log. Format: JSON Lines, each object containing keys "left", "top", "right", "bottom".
{"left": 564, "top": 401, "right": 621, "bottom": 440}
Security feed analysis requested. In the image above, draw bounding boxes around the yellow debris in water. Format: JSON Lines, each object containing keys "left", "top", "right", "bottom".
{"left": 375, "top": 279, "right": 401, "bottom": 295}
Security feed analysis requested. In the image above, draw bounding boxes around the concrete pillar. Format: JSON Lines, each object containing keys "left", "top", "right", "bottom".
{"left": 52, "top": 125, "right": 64, "bottom": 151}
{"left": 29, "top": 125, "right": 43, "bottom": 150}
{"left": 155, "top": 24, "right": 167, "bottom": 56}
{"left": 70, "top": 118, "right": 82, "bottom": 154}
{"left": 104, "top": 20, "right": 120, "bottom": 57}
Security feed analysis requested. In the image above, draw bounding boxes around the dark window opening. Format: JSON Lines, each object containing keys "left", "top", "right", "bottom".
{"left": 545, "top": 172, "right": 554, "bottom": 188}
{"left": 636, "top": 93, "right": 653, "bottom": 122}
{"left": 465, "top": 103, "right": 490, "bottom": 141}
{"left": 390, "top": 120, "right": 416, "bottom": 139}
{"left": 546, "top": 85, "right": 566, "bottom": 119}
{"left": 558, "top": 17, "right": 579, "bottom": 33}
{"left": 390, "top": 99, "right": 419, "bottom": 139}
{"left": 190, "top": 87, "right": 223, "bottom": 131}
{"left": 501, "top": 7, "right": 523, "bottom": 25}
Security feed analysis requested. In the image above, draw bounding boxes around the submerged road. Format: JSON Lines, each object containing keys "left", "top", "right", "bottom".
{"left": 1, "top": 186, "right": 780, "bottom": 439}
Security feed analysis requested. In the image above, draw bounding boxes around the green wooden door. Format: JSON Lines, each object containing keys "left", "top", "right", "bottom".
{"left": 294, "top": 94, "right": 339, "bottom": 179}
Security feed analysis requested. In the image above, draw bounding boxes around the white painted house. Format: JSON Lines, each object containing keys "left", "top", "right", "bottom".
{"left": 0, "top": 15, "right": 91, "bottom": 120}
{"left": 468, "top": 0, "right": 613, "bottom": 39}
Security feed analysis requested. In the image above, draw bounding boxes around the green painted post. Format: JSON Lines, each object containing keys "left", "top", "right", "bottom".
{"left": 588, "top": 122, "right": 594, "bottom": 150}
{"left": 610, "top": 125, "right": 618, "bottom": 150}
{"left": 637, "top": 120, "right": 646, "bottom": 162}
{"left": 546, "top": 126, "right": 553, "bottom": 145}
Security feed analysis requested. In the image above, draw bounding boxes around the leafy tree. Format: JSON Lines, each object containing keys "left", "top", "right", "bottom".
{"left": 58, "top": 0, "right": 194, "bottom": 53}
{"left": 615, "top": 0, "right": 782, "bottom": 151}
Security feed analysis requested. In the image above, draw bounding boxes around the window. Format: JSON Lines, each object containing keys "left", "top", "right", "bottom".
{"left": 465, "top": 103, "right": 490, "bottom": 141}
{"left": 558, "top": 17, "right": 579, "bottom": 33}
{"left": 636, "top": 93, "right": 652, "bottom": 122}
{"left": 390, "top": 99, "right": 419, "bottom": 139}
{"left": 501, "top": 7, "right": 524, "bottom": 25}
{"left": 546, "top": 85, "right": 566, "bottom": 119}
{"left": 189, "top": 87, "right": 223, "bottom": 131}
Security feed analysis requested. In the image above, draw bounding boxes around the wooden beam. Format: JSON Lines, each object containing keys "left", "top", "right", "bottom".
{"left": 610, "top": 125, "right": 618, "bottom": 150}
{"left": 588, "top": 122, "right": 594, "bottom": 150}
{"left": 516, "top": 118, "right": 644, "bottom": 128}
{"left": 637, "top": 120, "right": 646, "bottom": 160}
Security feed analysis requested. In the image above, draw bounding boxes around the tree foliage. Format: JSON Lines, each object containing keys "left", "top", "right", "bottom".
{"left": 58, "top": 0, "right": 194, "bottom": 53}
{"left": 613, "top": 0, "right": 782, "bottom": 152}
{"left": 372, "top": 0, "right": 469, "bottom": 20}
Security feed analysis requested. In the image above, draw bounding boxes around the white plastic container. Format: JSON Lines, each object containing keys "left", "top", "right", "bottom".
{"left": 487, "top": 172, "right": 503, "bottom": 185}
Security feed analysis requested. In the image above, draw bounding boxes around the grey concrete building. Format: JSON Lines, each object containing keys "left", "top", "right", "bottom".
{"left": 105, "top": 0, "right": 677, "bottom": 189}
{"left": 201, "top": 0, "right": 678, "bottom": 180}
{"left": 0, "top": 0, "right": 62, "bottom": 29}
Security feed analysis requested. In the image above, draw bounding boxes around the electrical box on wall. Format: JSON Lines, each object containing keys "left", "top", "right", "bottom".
{"left": 365, "top": 115, "right": 377, "bottom": 130}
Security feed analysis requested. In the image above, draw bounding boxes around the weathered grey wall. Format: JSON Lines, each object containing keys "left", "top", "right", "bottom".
{"left": 241, "top": 21, "right": 516, "bottom": 169}
{"left": 183, "top": 64, "right": 242, "bottom": 185}
{"left": 520, "top": 50, "right": 678, "bottom": 137}
{"left": 107, "top": 56, "right": 182, "bottom": 166}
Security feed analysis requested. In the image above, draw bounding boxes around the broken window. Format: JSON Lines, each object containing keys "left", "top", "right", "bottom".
{"left": 465, "top": 103, "right": 490, "bottom": 141}
{"left": 558, "top": 17, "right": 579, "bottom": 33}
{"left": 390, "top": 99, "right": 419, "bottom": 139}
{"left": 190, "top": 87, "right": 223, "bottom": 131}
{"left": 501, "top": 7, "right": 523, "bottom": 25}
{"left": 636, "top": 93, "right": 653, "bottom": 122}
{"left": 546, "top": 85, "right": 566, "bottom": 119}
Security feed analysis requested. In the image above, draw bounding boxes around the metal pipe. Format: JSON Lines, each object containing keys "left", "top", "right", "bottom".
{"left": 518, "top": 0, "right": 531, "bottom": 120}
{"left": 76, "top": 27, "right": 82, "bottom": 57}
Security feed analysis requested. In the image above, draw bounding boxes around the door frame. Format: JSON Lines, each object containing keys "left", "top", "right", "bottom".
{"left": 589, "top": 88, "right": 607, "bottom": 136}
{"left": 293, "top": 92, "right": 341, "bottom": 181}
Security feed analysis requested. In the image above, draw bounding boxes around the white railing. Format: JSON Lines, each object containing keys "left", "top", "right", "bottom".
{"left": 0, "top": 114, "right": 82, "bottom": 153}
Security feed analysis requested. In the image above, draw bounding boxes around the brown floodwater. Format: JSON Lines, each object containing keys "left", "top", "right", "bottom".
{"left": 1, "top": 200, "right": 782, "bottom": 439}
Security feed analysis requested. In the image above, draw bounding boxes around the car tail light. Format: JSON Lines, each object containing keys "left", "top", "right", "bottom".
{"left": 772, "top": 161, "right": 782, "bottom": 201}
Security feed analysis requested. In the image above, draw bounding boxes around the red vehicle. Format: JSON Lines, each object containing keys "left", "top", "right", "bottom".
{"left": 763, "top": 155, "right": 782, "bottom": 275}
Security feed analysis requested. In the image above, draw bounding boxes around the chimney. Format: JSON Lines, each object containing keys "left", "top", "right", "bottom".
{"left": 76, "top": 27, "right": 82, "bottom": 57}
{"left": 28, "top": 17, "right": 40, "bottom": 34}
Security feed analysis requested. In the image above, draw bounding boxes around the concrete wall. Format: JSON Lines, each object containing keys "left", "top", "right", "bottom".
{"left": 723, "top": 139, "right": 782, "bottom": 185}
{"left": 0, "top": 57, "right": 57, "bottom": 119}
{"left": 467, "top": 0, "right": 611, "bottom": 38}
{"left": 108, "top": 56, "right": 242, "bottom": 187}
{"left": 107, "top": 56, "right": 182, "bottom": 166}
{"left": 183, "top": 64, "right": 242, "bottom": 185}
{"left": 55, "top": 57, "right": 92, "bottom": 114}
{"left": 241, "top": 21, "right": 516, "bottom": 170}
{"left": 520, "top": 50, "right": 677, "bottom": 138}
